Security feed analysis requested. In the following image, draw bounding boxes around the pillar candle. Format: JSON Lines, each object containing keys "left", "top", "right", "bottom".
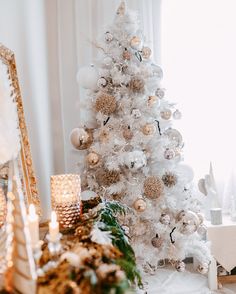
{"left": 28, "top": 204, "right": 39, "bottom": 247}
{"left": 49, "top": 211, "right": 59, "bottom": 242}
{"left": 210, "top": 208, "right": 222, "bottom": 225}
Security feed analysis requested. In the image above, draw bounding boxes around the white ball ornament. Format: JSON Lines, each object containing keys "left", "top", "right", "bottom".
{"left": 97, "top": 77, "right": 107, "bottom": 88}
{"left": 76, "top": 65, "right": 99, "bottom": 89}
{"left": 176, "top": 163, "right": 194, "bottom": 183}
{"left": 173, "top": 109, "right": 182, "bottom": 120}
{"left": 159, "top": 213, "right": 171, "bottom": 225}
{"left": 131, "top": 108, "right": 141, "bottom": 119}
{"left": 81, "top": 190, "right": 97, "bottom": 201}
{"left": 124, "top": 150, "right": 147, "bottom": 170}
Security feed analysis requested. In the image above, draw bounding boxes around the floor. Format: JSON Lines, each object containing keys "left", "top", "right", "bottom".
{"left": 137, "top": 267, "right": 236, "bottom": 294}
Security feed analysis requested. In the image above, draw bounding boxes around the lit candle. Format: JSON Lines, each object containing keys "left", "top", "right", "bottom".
{"left": 49, "top": 211, "right": 59, "bottom": 242}
{"left": 28, "top": 204, "right": 39, "bottom": 247}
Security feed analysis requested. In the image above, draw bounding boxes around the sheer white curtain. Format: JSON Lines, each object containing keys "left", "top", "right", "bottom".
{"left": 161, "top": 0, "right": 236, "bottom": 212}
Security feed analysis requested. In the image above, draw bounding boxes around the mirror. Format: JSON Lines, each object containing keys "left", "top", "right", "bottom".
{"left": 0, "top": 43, "right": 41, "bottom": 215}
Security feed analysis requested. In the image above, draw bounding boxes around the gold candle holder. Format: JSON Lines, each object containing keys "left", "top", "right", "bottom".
{"left": 51, "top": 174, "right": 81, "bottom": 228}
{"left": 0, "top": 186, "right": 7, "bottom": 228}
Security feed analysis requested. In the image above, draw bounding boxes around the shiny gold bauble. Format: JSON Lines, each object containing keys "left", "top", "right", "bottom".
{"left": 147, "top": 95, "right": 158, "bottom": 106}
{"left": 70, "top": 127, "right": 93, "bottom": 150}
{"left": 161, "top": 109, "right": 172, "bottom": 120}
{"left": 142, "top": 123, "right": 156, "bottom": 136}
{"left": 123, "top": 50, "right": 132, "bottom": 60}
{"left": 86, "top": 152, "right": 100, "bottom": 167}
{"left": 144, "top": 176, "right": 164, "bottom": 199}
{"left": 130, "top": 36, "right": 141, "bottom": 49}
{"left": 142, "top": 46, "right": 152, "bottom": 59}
{"left": 133, "top": 198, "right": 146, "bottom": 212}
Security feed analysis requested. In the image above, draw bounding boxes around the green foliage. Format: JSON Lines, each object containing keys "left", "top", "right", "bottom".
{"left": 95, "top": 201, "right": 142, "bottom": 288}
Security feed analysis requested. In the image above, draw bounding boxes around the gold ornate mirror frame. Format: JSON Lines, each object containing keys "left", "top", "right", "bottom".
{"left": 0, "top": 43, "right": 41, "bottom": 214}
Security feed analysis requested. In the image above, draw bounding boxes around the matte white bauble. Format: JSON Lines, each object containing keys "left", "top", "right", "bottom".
{"left": 176, "top": 163, "right": 194, "bottom": 183}
{"left": 76, "top": 65, "right": 99, "bottom": 89}
{"left": 81, "top": 190, "right": 97, "bottom": 200}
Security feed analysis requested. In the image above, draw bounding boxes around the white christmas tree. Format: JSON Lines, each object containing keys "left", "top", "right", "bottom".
{"left": 71, "top": 1, "right": 211, "bottom": 274}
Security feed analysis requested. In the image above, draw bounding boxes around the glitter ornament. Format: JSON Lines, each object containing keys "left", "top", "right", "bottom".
{"left": 76, "top": 65, "right": 98, "bottom": 89}
{"left": 96, "top": 169, "right": 120, "bottom": 186}
{"left": 70, "top": 127, "right": 93, "bottom": 150}
{"left": 175, "top": 261, "right": 185, "bottom": 272}
{"left": 104, "top": 31, "right": 113, "bottom": 43}
{"left": 197, "top": 263, "right": 209, "bottom": 275}
{"left": 177, "top": 210, "right": 200, "bottom": 235}
{"left": 86, "top": 152, "right": 100, "bottom": 168}
{"left": 131, "top": 108, "right": 141, "bottom": 119}
{"left": 142, "top": 123, "right": 156, "bottom": 136}
{"left": 123, "top": 49, "right": 132, "bottom": 60}
{"left": 159, "top": 213, "right": 171, "bottom": 225}
{"left": 151, "top": 234, "right": 163, "bottom": 248}
{"left": 155, "top": 88, "right": 165, "bottom": 99}
{"left": 144, "top": 176, "right": 164, "bottom": 199}
{"left": 162, "top": 172, "right": 177, "bottom": 187}
{"left": 133, "top": 198, "right": 146, "bottom": 212}
{"left": 197, "top": 225, "right": 207, "bottom": 236}
{"left": 148, "top": 95, "right": 158, "bottom": 106}
{"left": 164, "top": 128, "right": 183, "bottom": 147}
{"left": 161, "top": 109, "right": 172, "bottom": 120}
{"left": 173, "top": 109, "right": 182, "bottom": 120}
{"left": 123, "top": 126, "right": 133, "bottom": 140}
{"left": 130, "top": 36, "right": 142, "bottom": 49}
{"left": 0, "top": 187, "right": 7, "bottom": 228}
{"left": 95, "top": 92, "right": 116, "bottom": 115}
{"left": 124, "top": 150, "right": 147, "bottom": 170}
{"left": 141, "top": 47, "right": 152, "bottom": 59}
{"left": 97, "top": 77, "right": 107, "bottom": 88}
{"left": 164, "top": 148, "right": 175, "bottom": 160}
{"left": 129, "top": 77, "right": 145, "bottom": 93}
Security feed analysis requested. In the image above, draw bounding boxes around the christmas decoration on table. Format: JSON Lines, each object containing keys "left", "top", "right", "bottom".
{"left": 37, "top": 200, "right": 142, "bottom": 294}
{"left": 73, "top": 0, "right": 211, "bottom": 276}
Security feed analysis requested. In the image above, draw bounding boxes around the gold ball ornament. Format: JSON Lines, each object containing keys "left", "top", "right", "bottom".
{"left": 123, "top": 127, "right": 133, "bottom": 140}
{"left": 123, "top": 49, "right": 132, "bottom": 60}
{"left": 129, "top": 77, "right": 145, "bottom": 93}
{"left": 86, "top": 152, "right": 100, "bottom": 168}
{"left": 130, "top": 36, "right": 142, "bottom": 49}
{"left": 197, "top": 263, "right": 209, "bottom": 275}
{"left": 175, "top": 260, "right": 186, "bottom": 272}
{"left": 144, "top": 176, "right": 164, "bottom": 199}
{"left": 133, "top": 198, "right": 147, "bottom": 212}
{"left": 162, "top": 172, "right": 178, "bottom": 187}
{"left": 141, "top": 47, "right": 152, "bottom": 59}
{"left": 161, "top": 109, "right": 172, "bottom": 120}
{"left": 151, "top": 234, "right": 163, "bottom": 248}
{"left": 70, "top": 127, "right": 93, "bottom": 150}
{"left": 148, "top": 95, "right": 159, "bottom": 106}
{"left": 95, "top": 92, "right": 116, "bottom": 115}
{"left": 142, "top": 123, "right": 156, "bottom": 136}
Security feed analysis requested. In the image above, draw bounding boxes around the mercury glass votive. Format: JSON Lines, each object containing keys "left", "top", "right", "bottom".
{"left": 51, "top": 174, "right": 81, "bottom": 228}
{"left": 0, "top": 186, "right": 7, "bottom": 229}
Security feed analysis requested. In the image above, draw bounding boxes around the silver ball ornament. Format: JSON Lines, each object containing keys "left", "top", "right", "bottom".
{"left": 104, "top": 32, "right": 113, "bottom": 43}
{"left": 197, "top": 263, "right": 209, "bottom": 274}
{"left": 164, "top": 148, "right": 175, "bottom": 160}
{"left": 159, "top": 213, "right": 171, "bottom": 225}
{"left": 177, "top": 210, "right": 200, "bottom": 235}
{"left": 164, "top": 128, "right": 183, "bottom": 148}
{"left": 175, "top": 261, "right": 185, "bottom": 272}
{"left": 155, "top": 88, "right": 165, "bottom": 99}
{"left": 97, "top": 77, "right": 107, "bottom": 88}
{"left": 197, "top": 225, "right": 207, "bottom": 236}
{"left": 173, "top": 109, "right": 182, "bottom": 120}
{"left": 131, "top": 108, "right": 141, "bottom": 119}
{"left": 103, "top": 56, "right": 113, "bottom": 67}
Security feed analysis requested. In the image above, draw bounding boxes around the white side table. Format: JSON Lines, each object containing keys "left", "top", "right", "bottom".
{"left": 205, "top": 215, "right": 236, "bottom": 290}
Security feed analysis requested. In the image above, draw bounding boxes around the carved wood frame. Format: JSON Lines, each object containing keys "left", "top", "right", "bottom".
{"left": 0, "top": 43, "right": 41, "bottom": 214}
